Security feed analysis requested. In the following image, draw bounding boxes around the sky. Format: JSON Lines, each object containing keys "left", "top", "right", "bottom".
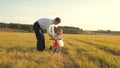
{"left": 0, "top": 0, "right": 120, "bottom": 31}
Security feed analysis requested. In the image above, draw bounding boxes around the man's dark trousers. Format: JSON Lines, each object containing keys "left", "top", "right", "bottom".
{"left": 33, "top": 22, "right": 45, "bottom": 51}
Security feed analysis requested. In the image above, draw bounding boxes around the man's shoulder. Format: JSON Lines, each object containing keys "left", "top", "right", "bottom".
{"left": 40, "top": 18, "right": 52, "bottom": 20}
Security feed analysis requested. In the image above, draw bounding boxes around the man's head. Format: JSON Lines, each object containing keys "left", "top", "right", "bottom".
{"left": 54, "top": 17, "right": 61, "bottom": 25}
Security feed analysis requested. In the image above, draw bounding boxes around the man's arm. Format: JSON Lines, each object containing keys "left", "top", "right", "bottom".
{"left": 47, "top": 25, "right": 55, "bottom": 40}
{"left": 51, "top": 26, "right": 55, "bottom": 35}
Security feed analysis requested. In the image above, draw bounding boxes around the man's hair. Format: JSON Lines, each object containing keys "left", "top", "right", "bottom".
{"left": 55, "top": 17, "right": 61, "bottom": 23}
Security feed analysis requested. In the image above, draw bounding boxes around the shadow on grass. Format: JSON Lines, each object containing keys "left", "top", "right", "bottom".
{"left": 6, "top": 45, "right": 36, "bottom": 52}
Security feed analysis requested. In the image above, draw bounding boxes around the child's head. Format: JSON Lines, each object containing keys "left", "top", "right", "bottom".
{"left": 57, "top": 28, "right": 63, "bottom": 35}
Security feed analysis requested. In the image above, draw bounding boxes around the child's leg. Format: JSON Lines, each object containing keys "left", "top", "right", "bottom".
{"left": 59, "top": 47, "right": 61, "bottom": 51}
{"left": 54, "top": 47, "right": 59, "bottom": 53}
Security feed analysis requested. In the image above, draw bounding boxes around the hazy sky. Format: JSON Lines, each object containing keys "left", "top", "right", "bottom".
{"left": 0, "top": 0, "right": 120, "bottom": 31}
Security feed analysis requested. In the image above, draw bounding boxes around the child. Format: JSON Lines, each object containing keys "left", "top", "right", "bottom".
{"left": 50, "top": 28, "right": 64, "bottom": 52}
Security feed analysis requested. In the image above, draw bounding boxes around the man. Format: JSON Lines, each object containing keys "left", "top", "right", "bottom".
{"left": 33, "top": 17, "right": 61, "bottom": 51}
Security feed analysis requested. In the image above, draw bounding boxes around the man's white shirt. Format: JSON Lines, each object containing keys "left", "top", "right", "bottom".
{"left": 37, "top": 18, "right": 55, "bottom": 35}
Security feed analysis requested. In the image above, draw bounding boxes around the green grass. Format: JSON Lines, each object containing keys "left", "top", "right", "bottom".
{"left": 0, "top": 32, "right": 120, "bottom": 68}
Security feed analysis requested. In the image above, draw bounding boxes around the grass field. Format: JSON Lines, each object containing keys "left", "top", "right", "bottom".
{"left": 0, "top": 32, "right": 120, "bottom": 68}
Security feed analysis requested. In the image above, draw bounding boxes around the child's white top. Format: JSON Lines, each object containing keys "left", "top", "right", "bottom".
{"left": 56, "top": 35, "right": 62, "bottom": 40}
{"left": 55, "top": 35, "right": 64, "bottom": 47}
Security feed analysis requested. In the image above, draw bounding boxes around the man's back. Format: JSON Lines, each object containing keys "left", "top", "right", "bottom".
{"left": 37, "top": 18, "right": 54, "bottom": 30}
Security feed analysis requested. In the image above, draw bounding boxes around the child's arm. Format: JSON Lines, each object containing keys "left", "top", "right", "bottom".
{"left": 54, "top": 34, "right": 57, "bottom": 37}
{"left": 61, "top": 35, "right": 63, "bottom": 40}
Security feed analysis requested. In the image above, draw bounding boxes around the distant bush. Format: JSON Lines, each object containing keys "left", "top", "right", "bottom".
{"left": 0, "top": 22, "right": 83, "bottom": 34}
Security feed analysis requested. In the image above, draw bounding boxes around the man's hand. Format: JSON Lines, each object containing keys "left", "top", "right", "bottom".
{"left": 49, "top": 34, "right": 55, "bottom": 40}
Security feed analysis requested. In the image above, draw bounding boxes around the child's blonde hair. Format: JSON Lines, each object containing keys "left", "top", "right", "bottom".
{"left": 57, "top": 28, "right": 63, "bottom": 35}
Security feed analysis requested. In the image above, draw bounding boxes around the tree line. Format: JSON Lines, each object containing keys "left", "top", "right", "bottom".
{"left": 0, "top": 22, "right": 83, "bottom": 34}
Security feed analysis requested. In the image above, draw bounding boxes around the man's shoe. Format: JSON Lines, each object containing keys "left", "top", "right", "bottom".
{"left": 50, "top": 46, "right": 52, "bottom": 50}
